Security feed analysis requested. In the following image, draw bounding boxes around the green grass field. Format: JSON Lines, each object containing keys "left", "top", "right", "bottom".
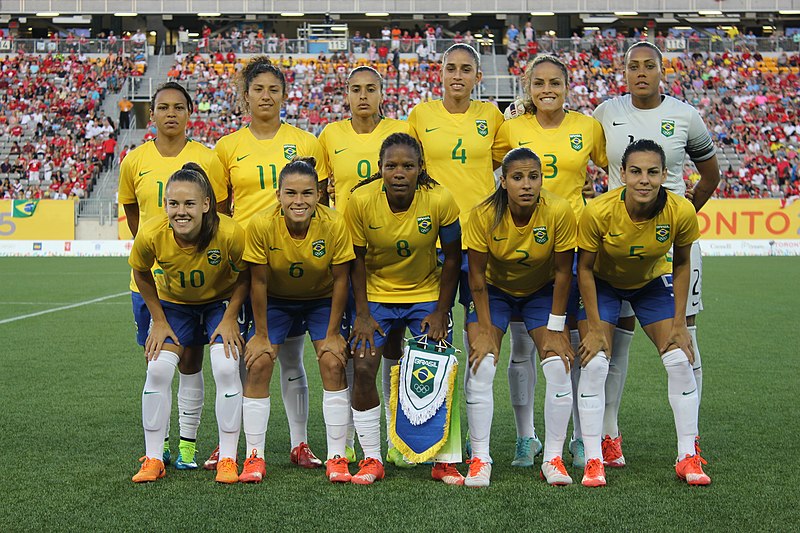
{"left": 1, "top": 257, "right": 798, "bottom": 531}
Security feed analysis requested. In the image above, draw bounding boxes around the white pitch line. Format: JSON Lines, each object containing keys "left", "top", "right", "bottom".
{"left": 0, "top": 292, "right": 129, "bottom": 325}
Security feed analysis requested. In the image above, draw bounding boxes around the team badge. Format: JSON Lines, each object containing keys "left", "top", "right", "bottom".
{"left": 468, "top": 300, "right": 475, "bottom": 315}
{"left": 411, "top": 357, "right": 439, "bottom": 398}
{"left": 283, "top": 144, "right": 297, "bottom": 160}
{"left": 660, "top": 120, "right": 675, "bottom": 138}
{"left": 533, "top": 225, "right": 548, "bottom": 245}
{"left": 312, "top": 239, "right": 326, "bottom": 258}
{"left": 417, "top": 215, "right": 432, "bottom": 234}
{"left": 207, "top": 249, "right": 222, "bottom": 266}
{"left": 656, "top": 224, "right": 671, "bottom": 243}
{"left": 569, "top": 134, "right": 583, "bottom": 152}
{"left": 475, "top": 120, "right": 488, "bottom": 137}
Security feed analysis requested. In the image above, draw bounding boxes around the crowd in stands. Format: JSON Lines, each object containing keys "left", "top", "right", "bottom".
{"left": 0, "top": 52, "right": 139, "bottom": 200}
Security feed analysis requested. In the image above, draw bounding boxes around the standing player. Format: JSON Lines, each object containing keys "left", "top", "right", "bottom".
{"left": 318, "top": 65, "right": 410, "bottom": 466}
{"left": 592, "top": 42, "right": 720, "bottom": 467}
{"left": 463, "top": 147, "right": 577, "bottom": 487}
{"left": 239, "top": 158, "right": 355, "bottom": 484}
{"left": 119, "top": 82, "right": 228, "bottom": 471}
{"left": 215, "top": 56, "right": 329, "bottom": 468}
{"left": 130, "top": 163, "right": 249, "bottom": 484}
{"left": 345, "top": 133, "right": 463, "bottom": 485}
{"left": 493, "top": 55, "right": 608, "bottom": 468}
{"left": 575, "top": 139, "right": 709, "bottom": 487}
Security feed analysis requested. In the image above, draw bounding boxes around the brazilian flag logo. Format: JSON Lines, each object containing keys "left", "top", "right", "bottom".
{"left": 417, "top": 215, "right": 432, "bottom": 234}
{"left": 661, "top": 120, "right": 675, "bottom": 138}
{"left": 283, "top": 144, "right": 297, "bottom": 161}
{"left": 312, "top": 239, "right": 326, "bottom": 258}
{"left": 569, "top": 134, "right": 583, "bottom": 152}
{"left": 656, "top": 224, "right": 671, "bottom": 243}
{"left": 207, "top": 249, "right": 221, "bottom": 266}
{"left": 411, "top": 358, "right": 438, "bottom": 398}
{"left": 13, "top": 199, "right": 38, "bottom": 218}
{"left": 533, "top": 225, "right": 548, "bottom": 245}
{"left": 476, "top": 120, "right": 488, "bottom": 137}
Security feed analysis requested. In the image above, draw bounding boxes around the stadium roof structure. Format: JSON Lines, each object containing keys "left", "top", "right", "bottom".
{"left": 3, "top": 0, "right": 800, "bottom": 15}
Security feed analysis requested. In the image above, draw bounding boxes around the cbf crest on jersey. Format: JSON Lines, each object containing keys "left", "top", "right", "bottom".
{"left": 417, "top": 215, "right": 432, "bottom": 234}
{"left": 207, "top": 249, "right": 222, "bottom": 266}
{"left": 569, "top": 134, "right": 583, "bottom": 152}
{"left": 475, "top": 120, "right": 488, "bottom": 137}
{"left": 283, "top": 144, "right": 297, "bottom": 160}
{"left": 661, "top": 120, "right": 675, "bottom": 138}
{"left": 312, "top": 239, "right": 326, "bottom": 258}
{"left": 533, "top": 225, "right": 549, "bottom": 244}
{"left": 656, "top": 224, "right": 671, "bottom": 243}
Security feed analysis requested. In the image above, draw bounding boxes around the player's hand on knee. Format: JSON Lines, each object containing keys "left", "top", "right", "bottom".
{"left": 469, "top": 330, "right": 499, "bottom": 373}
{"left": 317, "top": 333, "right": 348, "bottom": 367}
{"left": 245, "top": 333, "right": 275, "bottom": 370}
{"left": 662, "top": 324, "right": 695, "bottom": 365}
{"left": 579, "top": 328, "right": 608, "bottom": 367}
{"left": 349, "top": 314, "right": 384, "bottom": 358}
{"left": 542, "top": 330, "right": 574, "bottom": 372}
{"left": 145, "top": 320, "right": 180, "bottom": 361}
{"left": 210, "top": 317, "right": 245, "bottom": 359}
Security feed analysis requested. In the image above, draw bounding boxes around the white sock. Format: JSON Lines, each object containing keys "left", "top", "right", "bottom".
{"left": 541, "top": 356, "right": 573, "bottom": 462}
{"left": 210, "top": 344, "right": 243, "bottom": 460}
{"left": 465, "top": 354, "right": 497, "bottom": 462}
{"left": 382, "top": 357, "right": 400, "bottom": 449}
{"left": 569, "top": 330, "right": 583, "bottom": 440}
{"left": 178, "top": 371, "right": 204, "bottom": 440}
{"left": 577, "top": 353, "right": 609, "bottom": 462}
{"left": 662, "top": 349, "right": 699, "bottom": 458}
{"left": 508, "top": 321, "right": 536, "bottom": 439}
{"left": 352, "top": 405, "right": 382, "bottom": 461}
{"left": 323, "top": 389, "right": 350, "bottom": 459}
{"left": 242, "top": 396, "right": 270, "bottom": 459}
{"left": 345, "top": 358, "right": 356, "bottom": 448}
{"left": 603, "top": 327, "right": 633, "bottom": 438}
{"left": 462, "top": 328, "right": 471, "bottom": 360}
{"left": 688, "top": 326, "right": 703, "bottom": 405}
{"left": 278, "top": 336, "right": 309, "bottom": 449}
{"left": 142, "top": 351, "right": 179, "bottom": 460}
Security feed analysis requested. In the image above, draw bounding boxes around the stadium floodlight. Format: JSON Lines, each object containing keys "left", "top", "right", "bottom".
{"left": 197, "top": 12, "right": 221, "bottom": 17}
{"left": 779, "top": 10, "right": 800, "bottom": 14}
{"left": 530, "top": 11, "right": 554, "bottom": 16}
{"left": 698, "top": 10, "right": 722, "bottom": 15}
{"left": 365, "top": 12, "right": 390, "bottom": 16}
{"left": 114, "top": 12, "right": 138, "bottom": 16}
{"left": 280, "top": 12, "right": 304, "bottom": 16}
{"left": 448, "top": 12, "right": 472, "bottom": 17}
{"left": 36, "top": 12, "right": 59, "bottom": 17}
{"left": 614, "top": 11, "right": 638, "bottom": 16}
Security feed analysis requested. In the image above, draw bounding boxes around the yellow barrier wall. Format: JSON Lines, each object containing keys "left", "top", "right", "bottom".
{"left": 698, "top": 199, "right": 800, "bottom": 239}
{"left": 0, "top": 200, "right": 76, "bottom": 240}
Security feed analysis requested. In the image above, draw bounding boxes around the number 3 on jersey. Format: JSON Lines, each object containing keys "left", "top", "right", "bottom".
{"left": 451, "top": 138, "right": 466, "bottom": 164}
{"left": 542, "top": 154, "right": 558, "bottom": 179}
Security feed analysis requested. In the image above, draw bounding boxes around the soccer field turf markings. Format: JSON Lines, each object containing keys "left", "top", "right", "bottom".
{"left": 0, "top": 291, "right": 128, "bottom": 325}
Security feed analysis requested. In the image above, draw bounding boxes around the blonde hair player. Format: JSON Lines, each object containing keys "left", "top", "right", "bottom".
{"left": 214, "top": 57, "right": 330, "bottom": 469}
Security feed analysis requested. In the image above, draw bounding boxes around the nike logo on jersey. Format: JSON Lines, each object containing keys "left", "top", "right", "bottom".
{"left": 608, "top": 233, "right": 623, "bottom": 237}
{"left": 425, "top": 127, "right": 440, "bottom": 133}
{"left": 237, "top": 154, "right": 250, "bottom": 161}
{"left": 492, "top": 236, "right": 508, "bottom": 241}
{"left": 224, "top": 392, "right": 240, "bottom": 398}
{"left": 518, "top": 141, "right": 532, "bottom": 146}
{"left": 268, "top": 246, "right": 282, "bottom": 251}
{"left": 682, "top": 388, "right": 697, "bottom": 396}
{"left": 612, "top": 121, "right": 627, "bottom": 126}
{"left": 368, "top": 224, "right": 382, "bottom": 230}
{"left": 334, "top": 148, "right": 348, "bottom": 154}
{"left": 287, "top": 376, "right": 304, "bottom": 382}
{"left": 138, "top": 170, "right": 152, "bottom": 177}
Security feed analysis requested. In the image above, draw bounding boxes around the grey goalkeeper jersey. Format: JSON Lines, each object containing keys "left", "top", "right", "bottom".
{"left": 593, "top": 94, "right": 716, "bottom": 195}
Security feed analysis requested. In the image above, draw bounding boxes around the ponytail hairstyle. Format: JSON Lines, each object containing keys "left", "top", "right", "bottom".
{"left": 278, "top": 156, "right": 319, "bottom": 190}
{"left": 166, "top": 162, "right": 219, "bottom": 252}
{"left": 237, "top": 56, "right": 287, "bottom": 111}
{"left": 150, "top": 81, "right": 194, "bottom": 113}
{"left": 351, "top": 132, "right": 438, "bottom": 193}
{"left": 442, "top": 43, "right": 481, "bottom": 70}
{"left": 480, "top": 147, "right": 542, "bottom": 231}
{"left": 621, "top": 139, "right": 668, "bottom": 219}
{"left": 346, "top": 65, "right": 384, "bottom": 118}
{"left": 624, "top": 41, "right": 664, "bottom": 69}
{"left": 521, "top": 54, "right": 569, "bottom": 116}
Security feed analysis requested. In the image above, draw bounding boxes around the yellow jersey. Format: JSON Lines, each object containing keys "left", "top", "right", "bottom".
{"left": 129, "top": 214, "right": 247, "bottom": 304}
{"left": 493, "top": 111, "right": 608, "bottom": 218}
{"left": 215, "top": 124, "right": 329, "bottom": 226}
{"left": 243, "top": 204, "right": 355, "bottom": 300}
{"left": 344, "top": 180, "right": 460, "bottom": 303}
{"left": 318, "top": 118, "right": 410, "bottom": 214}
{"left": 408, "top": 100, "right": 503, "bottom": 227}
{"left": 118, "top": 139, "right": 228, "bottom": 292}
{"left": 577, "top": 187, "right": 700, "bottom": 290}
{"left": 464, "top": 190, "right": 577, "bottom": 296}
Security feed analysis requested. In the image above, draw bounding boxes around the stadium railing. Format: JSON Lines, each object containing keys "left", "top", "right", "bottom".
{"left": 0, "top": 38, "right": 149, "bottom": 56}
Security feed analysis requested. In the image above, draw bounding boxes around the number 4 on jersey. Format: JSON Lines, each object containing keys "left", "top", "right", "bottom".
{"left": 451, "top": 138, "right": 466, "bottom": 165}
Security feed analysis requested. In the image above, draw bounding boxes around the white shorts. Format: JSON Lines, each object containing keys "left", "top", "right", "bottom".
{"left": 619, "top": 241, "right": 703, "bottom": 319}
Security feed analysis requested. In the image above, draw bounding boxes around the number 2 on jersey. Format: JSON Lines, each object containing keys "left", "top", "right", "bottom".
{"left": 257, "top": 164, "right": 278, "bottom": 190}
{"left": 451, "top": 138, "right": 466, "bottom": 165}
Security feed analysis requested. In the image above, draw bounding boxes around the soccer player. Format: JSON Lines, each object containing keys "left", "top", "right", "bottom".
{"left": 215, "top": 56, "right": 329, "bottom": 468}
{"left": 592, "top": 42, "right": 720, "bottom": 467}
{"left": 130, "top": 163, "right": 249, "bottom": 484}
{"left": 493, "top": 55, "right": 608, "bottom": 468}
{"left": 345, "top": 133, "right": 463, "bottom": 485}
{"left": 576, "top": 139, "right": 710, "bottom": 487}
{"left": 463, "top": 147, "right": 577, "bottom": 487}
{"left": 119, "top": 82, "right": 227, "bottom": 470}
{"left": 238, "top": 158, "right": 355, "bottom": 484}
{"left": 318, "top": 65, "right": 410, "bottom": 466}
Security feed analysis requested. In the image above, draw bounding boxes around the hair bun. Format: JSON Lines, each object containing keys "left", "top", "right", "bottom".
{"left": 292, "top": 155, "right": 317, "bottom": 168}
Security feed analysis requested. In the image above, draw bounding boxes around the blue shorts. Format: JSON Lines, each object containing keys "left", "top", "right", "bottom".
{"left": 577, "top": 275, "right": 675, "bottom": 327}
{"left": 467, "top": 283, "right": 554, "bottom": 332}
{"left": 358, "top": 301, "right": 453, "bottom": 349}
{"left": 255, "top": 297, "right": 332, "bottom": 345}
{"left": 160, "top": 299, "right": 251, "bottom": 346}
{"left": 131, "top": 291, "right": 151, "bottom": 347}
